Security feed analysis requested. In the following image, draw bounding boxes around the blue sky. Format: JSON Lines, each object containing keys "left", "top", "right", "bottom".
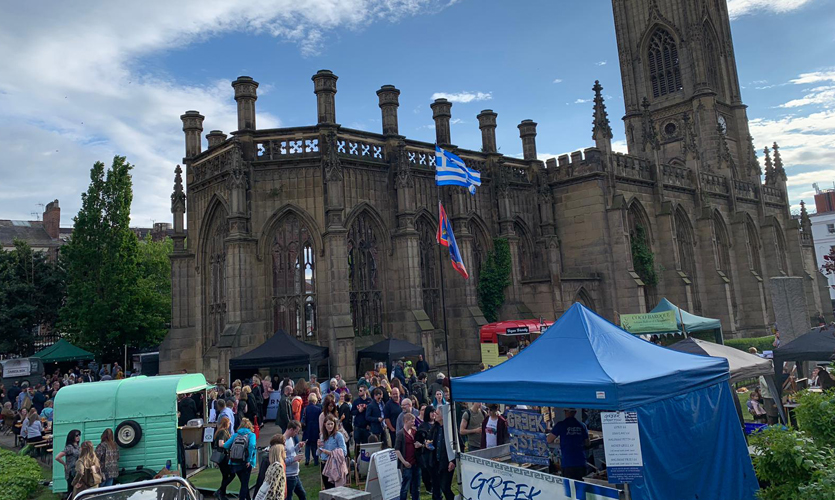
{"left": 1, "top": 0, "right": 834, "bottom": 226}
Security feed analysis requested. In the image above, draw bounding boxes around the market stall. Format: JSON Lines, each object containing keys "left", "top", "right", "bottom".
{"left": 624, "top": 298, "right": 724, "bottom": 344}
{"left": 355, "top": 338, "right": 424, "bottom": 376}
{"left": 452, "top": 303, "right": 757, "bottom": 500}
{"left": 31, "top": 338, "right": 95, "bottom": 363}
{"left": 772, "top": 325, "right": 835, "bottom": 396}
{"left": 228, "top": 329, "right": 329, "bottom": 380}
{"left": 668, "top": 337, "right": 787, "bottom": 424}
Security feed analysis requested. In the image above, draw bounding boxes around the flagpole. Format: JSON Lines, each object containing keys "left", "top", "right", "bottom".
{"left": 435, "top": 146, "right": 461, "bottom": 460}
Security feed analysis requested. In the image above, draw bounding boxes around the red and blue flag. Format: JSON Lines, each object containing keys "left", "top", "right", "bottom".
{"left": 436, "top": 201, "right": 469, "bottom": 279}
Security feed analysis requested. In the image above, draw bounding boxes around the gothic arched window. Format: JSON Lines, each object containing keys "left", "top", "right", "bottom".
{"left": 468, "top": 220, "right": 489, "bottom": 283}
{"left": 204, "top": 208, "right": 228, "bottom": 351}
{"left": 774, "top": 226, "right": 789, "bottom": 275}
{"left": 713, "top": 212, "right": 732, "bottom": 272}
{"left": 675, "top": 207, "right": 701, "bottom": 311}
{"left": 514, "top": 222, "right": 534, "bottom": 279}
{"left": 648, "top": 27, "right": 683, "bottom": 98}
{"left": 745, "top": 220, "right": 762, "bottom": 275}
{"left": 703, "top": 23, "right": 721, "bottom": 96}
{"left": 628, "top": 201, "right": 656, "bottom": 311}
{"left": 575, "top": 287, "right": 596, "bottom": 312}
{"left": 417, "top": 216, "right": 440, "bottom": 328}
{"left": 272, "top": 214, "right": 316, "bottom": 339}
{"left": 348, "top": 213, "right": 384, "bottom": 336}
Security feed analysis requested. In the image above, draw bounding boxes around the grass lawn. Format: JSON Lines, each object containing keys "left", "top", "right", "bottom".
{"left": 191, "top": 461, "right": 457, "bottom": 500}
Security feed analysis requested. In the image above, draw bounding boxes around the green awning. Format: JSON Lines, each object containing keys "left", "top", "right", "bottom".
{"left": 31, "top": 339, "right": 95, "bottom": 363}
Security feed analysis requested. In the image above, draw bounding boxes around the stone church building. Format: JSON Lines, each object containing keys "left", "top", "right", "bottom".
{"left": 160, "top": 0, "right": 830, "bottom": 380}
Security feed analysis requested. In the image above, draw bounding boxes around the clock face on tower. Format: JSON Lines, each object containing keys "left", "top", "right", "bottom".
{"left": 718, "top": 115, "right": 728, "bottom": 135}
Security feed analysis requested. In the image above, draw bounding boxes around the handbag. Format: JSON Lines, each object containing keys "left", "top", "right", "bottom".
{"left": 210, "top": 448, "right": 228, "bottom": 465}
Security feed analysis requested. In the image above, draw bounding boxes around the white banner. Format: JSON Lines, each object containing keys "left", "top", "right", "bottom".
{"left": 460, "top": 453, "right": 620, "bottom": 500}
{"left": 2, "top": 359, "right": 32, "bottom": 378}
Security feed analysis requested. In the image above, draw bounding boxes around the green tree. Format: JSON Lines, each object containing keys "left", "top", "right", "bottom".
{"left": 59, "top": 156, "right": 168, "bottom": 359}
{"left": 477, "top": 238, "right": 512, "bottom": 323}
{"left": 0, "top": 240, "right": 65, "bottom": 355}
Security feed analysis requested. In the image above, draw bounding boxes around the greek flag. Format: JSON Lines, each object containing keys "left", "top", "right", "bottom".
{"left": 435, "top": 145, "right": 482, "bottom": 195}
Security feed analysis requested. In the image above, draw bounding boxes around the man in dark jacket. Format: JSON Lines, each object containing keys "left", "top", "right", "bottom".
{"left": 178, "top": 393, "right": 198, "bottom": 426}
{"left": 384, "top": 388, "right": 403, "bottom": 448}
{"left": 352, "top": 385, "right": 372, "bottom": 454}
{"left": 431, "top": 408, "right": 455, "bottom": 500}
{"left": 365, "top": 388, "right": 385, "bottom": 441}
{"left": 276, "top": 385, "right": 293, "bottom": 432}
{"left": 32, "top": 385, "right": 47, "bottom": 414}
{"left": 416, "top": 355, "right": 430, "bottom": 378}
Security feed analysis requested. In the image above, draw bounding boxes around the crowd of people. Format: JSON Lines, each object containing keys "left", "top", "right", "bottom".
{"left": 0, "top": 363, "right": 129, "bottom": 445}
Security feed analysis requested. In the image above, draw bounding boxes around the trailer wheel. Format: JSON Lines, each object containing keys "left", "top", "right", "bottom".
{"left": 115, "top": 420, "right": 142, "bottom": 448}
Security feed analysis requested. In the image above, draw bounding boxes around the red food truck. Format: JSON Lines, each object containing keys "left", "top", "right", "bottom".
{"left": 479, "top": 319, "right": 554, "bottom": 368}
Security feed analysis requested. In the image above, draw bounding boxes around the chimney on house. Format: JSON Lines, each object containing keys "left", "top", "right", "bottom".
{"left": 43, "top": 200, "right": 60, "bottom": 240}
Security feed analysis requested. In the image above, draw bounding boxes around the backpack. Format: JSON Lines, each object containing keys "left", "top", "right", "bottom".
{"left": 411, "top": 382, "right": 428, "bottom": 406}
{"left": 228, "top": 433, "right": 249, "bottom": 462}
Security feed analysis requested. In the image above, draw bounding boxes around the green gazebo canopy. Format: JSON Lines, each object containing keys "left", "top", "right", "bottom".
{"left": 32, "top": 339, "right": 94, "bottom": 363}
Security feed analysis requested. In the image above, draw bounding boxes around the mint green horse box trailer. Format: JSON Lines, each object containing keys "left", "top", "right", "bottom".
{"left": 52, "top": 374, "right": 211, "bottom": 493}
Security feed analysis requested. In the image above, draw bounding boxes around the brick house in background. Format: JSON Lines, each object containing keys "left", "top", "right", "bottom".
{"left": 0, "top": 199, "right": 63, "bottom": 260}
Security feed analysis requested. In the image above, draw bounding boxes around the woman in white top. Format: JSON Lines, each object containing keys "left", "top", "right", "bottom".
{"left": 25, "top": 408, "right": 43, "bottom": 443}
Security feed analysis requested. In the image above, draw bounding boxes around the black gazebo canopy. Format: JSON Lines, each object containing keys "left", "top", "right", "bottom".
{"left": 773, "top": 325, "right": 835, "bottom": 394}
{"left": 356, "top": 338, "right": 424, "bottom": 374}
{"left": 229, "top": 329, "right": 329, "bottom": 371}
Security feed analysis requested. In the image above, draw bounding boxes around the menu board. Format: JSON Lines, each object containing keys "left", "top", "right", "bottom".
{"left": 365, "top": 449, "right": 401, "bottom": 500}
{"left": 601, "top": 411, "right": 644, "bottom": 483}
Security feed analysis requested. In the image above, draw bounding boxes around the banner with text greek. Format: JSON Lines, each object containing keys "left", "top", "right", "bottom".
{"left": 620, "top": 310, "right": 677, "bottom": 334}
{"left": 460, "top": 453, "right": 620, "bottom": 500}
{"left": 506, "top": 409, "right": 550, "bottom": 466}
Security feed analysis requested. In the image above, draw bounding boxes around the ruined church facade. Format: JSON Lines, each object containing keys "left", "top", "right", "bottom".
{"left": 160, "top": 0, "right": 830, "bottom": 379}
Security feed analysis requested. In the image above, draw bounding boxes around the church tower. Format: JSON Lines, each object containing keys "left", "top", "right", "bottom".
{"left": 612, "top": 0, "right": 757, "bottom": 181}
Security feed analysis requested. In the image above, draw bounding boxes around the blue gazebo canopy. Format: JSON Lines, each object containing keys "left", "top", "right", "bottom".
{"left": 452, "top": 303, "right": 729, "bottom": 410}
{"left": 451, "top": 303, "right": 758, "bottom": 500}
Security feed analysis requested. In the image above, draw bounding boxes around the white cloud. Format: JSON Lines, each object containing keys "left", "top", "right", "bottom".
{"left": 0, "top": 1, "right": 454, "bottom": 225}
{"left": 595, "top": 61, "right": 607, "bottom": 66}
{"left": 430, "top": 91, "right": 492, "bottom": 103}
{"left": 553, "top": 78, "right": 563, "bottom": 84}
{"left": 780, "top": 86, "right": 835, "bottom": 108}
{"left": 748, "top": 69, "right": 835, "bottom": 205}
{"left": 574, "top": 98, "right": 591, "bottom": 104}
{"left": 790, "top": 70, "right": 835, "bottom": 85}
{"left": 727, "top": 0, "right": 815, "bottom": 19}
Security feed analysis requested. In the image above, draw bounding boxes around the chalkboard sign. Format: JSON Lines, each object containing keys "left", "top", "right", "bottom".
{"left": 365, "top": 449, "right": 401, "bottom": 500}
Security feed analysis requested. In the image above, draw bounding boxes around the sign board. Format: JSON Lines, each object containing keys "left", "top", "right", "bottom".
{"left": 265, "top": 391, "right": 283, "bottom": 421}
{"left": 202, "top": 427, "right": 215, "bottom": 443}
{"left": 2, "top": 359, "right": 32, "bottom": 378}
{"left": 364, "top": 449, "right": 401, "bottom": 500}
{"left": 601, "top": 411, "right": 644, "bottom": 483}
{"left": 460, "top": 452, "right": 620, "bottom": 500}
{"left": 506, "top": 409, "right": 550, "bottom": 465}
{"left": 439, "top": 404, "right": 457, "bottom": 458}
{"left": 620, "top": 310, "right": 677, "bottom": 335}
{"left": 505, "top": 326, "right": 530, "bottom": 335}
